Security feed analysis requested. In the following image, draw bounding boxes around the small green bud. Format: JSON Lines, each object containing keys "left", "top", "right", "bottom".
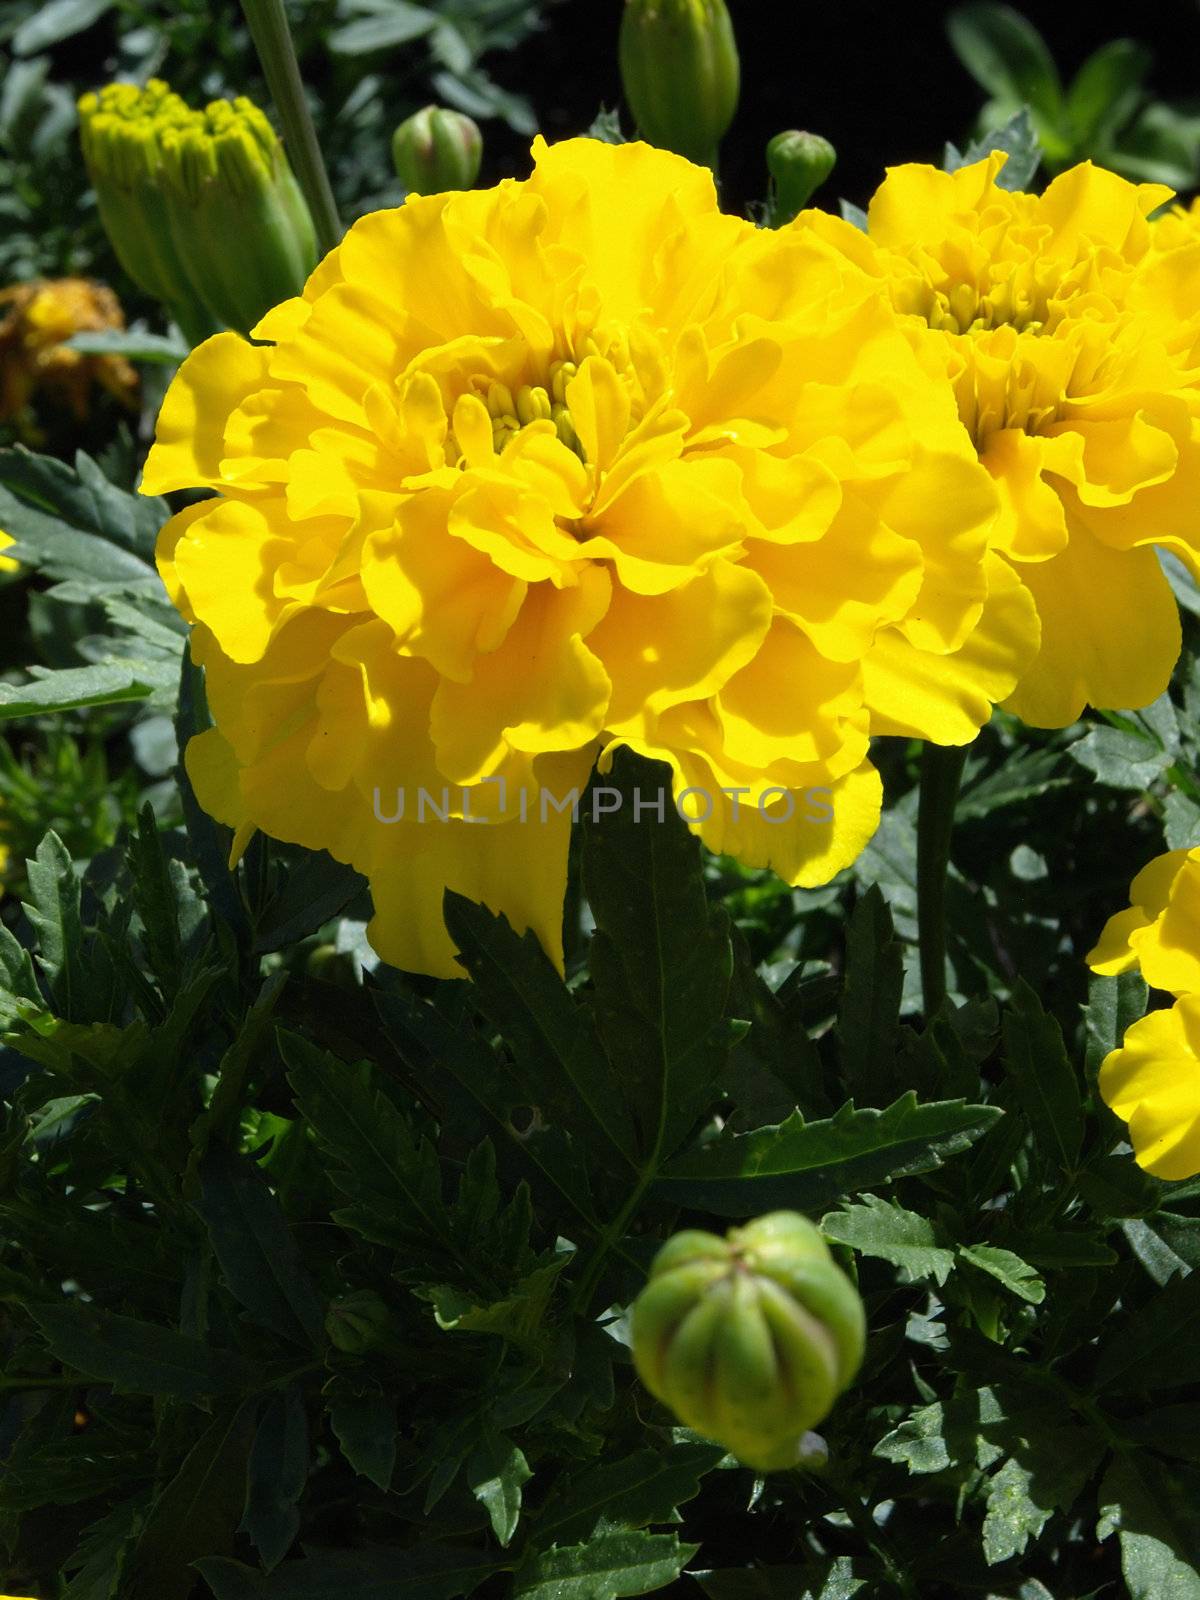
{"left": 766, "top": 130, "right": 837, "bottom": 225}
{"left": 326, "top": 1290, "right": 392, "bottom": 1354}
{"left": 619, "top": 0, "right": 740, "bottom": 169}
{"left": 392, "top": 106, "right": 483, "bottom": 196}
{"left": 631, "top": 1211, "right": 865, "bottom": 1472}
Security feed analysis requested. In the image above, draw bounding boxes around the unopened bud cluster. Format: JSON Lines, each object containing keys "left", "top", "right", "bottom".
{"left": 78, "top": 80, "right": 317, "bottom": 343}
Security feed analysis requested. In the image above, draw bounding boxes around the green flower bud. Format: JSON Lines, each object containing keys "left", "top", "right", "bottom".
{"left": 326, "top": 1290, "right": 392, "bottom": 1354}
{"left": 619, "top": 0, "right": 740, "bottom": 169}
{"left": 78, "top": 80, "right": 317, "bottom": 342}
{"left": 766, "top": 130, "right": 837, "bottom": 226}
{"left": 631, "top": 1212, "right": 865, "bottom": 1472}
{"left": 392, "top": 106, "right": 483, "bottom": 196}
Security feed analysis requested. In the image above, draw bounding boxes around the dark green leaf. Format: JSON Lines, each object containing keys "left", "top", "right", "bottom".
{"left": 1097, "top": 1454, "right": 1200, "bottom": 1598}
{"left": 581, "top": 750, "right": 734, "bottom": 1163}
{"left": 328, "top": 1389, "right": 398, "bottom": 1492}
{"left": 242, "top": 1389, "right": 308, "bottom": 1573}
{"left": 822, "top": 1194, "right": 956, "bottom": 1286}
{"left": 443, "top": 892, "right": 637, "bottom": 1169}
{"left": 466, "top": 1428, "right": 530, "bottom": 1547}
{"left": 198, "top": 1545, "right": 501, "bottom": 1598}
{"left": 655, "top": 1093, "right": 1000, "bottom": 1215}
{"left": 329, "top": 4, "right": 436, "bottom": 54}
{"left": 253, "top": 851, "right": 368, "bottom": 953}
{"left": 513, "top": 1530, "right": 697, "bottom": 1599}
{"left": 22, "top": 830, "right": 87, "bottom": 1018}
{"left": 1085, "top": 969, "right": 1148, "bottom": 1076}
{"left": 0, "top": 660, "right": 169, "bottom": 718}
{"left": 1069, "top": 697, "right": 1180, "bottom": 791}
{"left": 1095, "top": 1268, "right": 1200, "bottom": 1393}
{"left": 836, "top": 886, "right": 903, "bottom": 1106}
{"left": 194, "top": 1144, "right": 326, "bottom": 1348}
{"left": 66, "top": 328, "right": 188, "bottom": 363}
{"left": 30, "top": 1301, "right": 263, "bottom": 1398}
{"left": 1002, "top": 980, "right": 1083, "bottom": 1172}
{"left": 534, "top": 1444, "right": 722, "bottom": 1546}
{"left": 123, "top": 1402, "right": 257, "bottom": 1600}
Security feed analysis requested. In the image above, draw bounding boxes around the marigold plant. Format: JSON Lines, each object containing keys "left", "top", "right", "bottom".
{"left": 144, "top": 136, "right": 1036, "bottom": 976}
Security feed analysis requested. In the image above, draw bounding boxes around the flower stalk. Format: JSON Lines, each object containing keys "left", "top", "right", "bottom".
{"left": 238, "top": 0, "right": 341, "bottom": 255}
{"left": 916, "top": 742, "right": 968, "bottom": 1015}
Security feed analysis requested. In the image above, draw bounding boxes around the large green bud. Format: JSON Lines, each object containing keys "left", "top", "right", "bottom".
{"left": 392, "top": 106, "right": 483, "bottom": 196}
{"left": 79, "top": 81, "right": 317, "bottom": 343}
{"left": 631, "top": 1212, "right": 865, "bottom": 1472}
{"left": 619, "top": 0, "right": 740, "bottom": 169}
{"left": 766, "top": 130, "right": 837, "bottom": 226}
{"left": 326, "top": 1290, "right": 393, "bottom": 1355}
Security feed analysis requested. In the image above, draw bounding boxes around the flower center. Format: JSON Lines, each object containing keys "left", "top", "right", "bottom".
{"left": 921, "top": 276, "right": 1046, "bottom": 336}
{"left": 484, "top": 360, "right": 582, "bottom": 457}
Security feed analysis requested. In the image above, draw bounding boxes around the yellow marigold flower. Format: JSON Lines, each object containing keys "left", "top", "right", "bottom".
{"left": 143, "top": 138, "right": 1033, "bottom": 977}
{"left": 1095, "top": 998, "right": 1200, "bottom": 1180}
{"left": 804, "top": 155, "right": 1200, "bottom": 728}
{"left": 0, "top": 529, "right": 16, "bottom": 574}
{"left": 1088, "top": 847, "right": 1200, "bottom": 995}
{"left": 0, "top": 278, "right": 137, "bottom": 431}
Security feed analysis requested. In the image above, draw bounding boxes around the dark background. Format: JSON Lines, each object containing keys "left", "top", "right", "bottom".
{"left": 490, "top": 0, "right": 1200, "bottom": 211}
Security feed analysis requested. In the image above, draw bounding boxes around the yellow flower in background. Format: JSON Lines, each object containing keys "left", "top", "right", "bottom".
{"left": 1093, "top": 999, "right": 1200, "bottom": 1180}
{"left": 0, "top": 529, "right": 15, "bottom": 574}
{"left": 1088, "top": 848, "right": 1200, "bottom": 1179}
{"left": 804, "top": 155, "right": 1200, "bottom": 728}
{"left": 1088, "top": 846, "right": 1200, "bottom": 995}
{"left": 144, "top": 137, "right": 1034, "bottom": 977}
{"left": 0, "top": 278, "right": 137, "bottom": 434}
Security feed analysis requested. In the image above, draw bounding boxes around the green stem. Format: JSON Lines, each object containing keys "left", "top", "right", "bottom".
{"left": 570, "top": 1169, "right": 655, "bottom": 1315}
{"left": 238, "top": 0, "right": 342, "bottom": 256}
{"left": 916, "top": 742, "right": 968, "bottom": 1016}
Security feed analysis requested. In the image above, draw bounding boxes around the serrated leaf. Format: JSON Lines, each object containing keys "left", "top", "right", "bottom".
{"left": 944, "top": 106, "right": 1042, "bottom": 188}
{"left": 241, "top": 1389, "right": 308, "bottom": 1573}
{"left": 443, "top": 892, "right": 637, "bottom": 1170}
{"left": 513, "top": 1530, "right": 697, "bottom": 1600}
{"left": 654, "top": 1093, "right": 1000, "bottom": 1216}
{"left": 694, "top": 1560, "right": 866, "bottom": 1599}
{"left": 1069, "top": 697, "right": 1180, "bottom": 791}
{"left": 836, "top": 886, "right": 903, "bottom": 1106}
{"left": 281, "top": 1032, "right": 462, "bottom": 1265}
{"left": 823, "top": 1194, "right": 957, "bottom": 1285}
{"left": 0, "top": 446, "right": 163, "bottom": 574}
{"left": 838, "top": 199, "right": 869, "bottom": 231}
{"left": 582, "top": 751, "right": 735, "bottom": 1164}
{"left": 0, "top": 660, "right": 169, "bottom": 718}
{"left": 959, "top": 1244, "right": 1045, "bottom": 1303}
{"left": 466, "top": 1429, "right": 530, "bottom": 1547}
{"left": 328, "top": 1389, "right": 397, "bottom": 1491}
{"left": 1095, "top": 1267, "right": 1200, "bottom": 1393}
{"left": 1002, "top": 981, "right": 1082, "bottom": 1172}
{"left": 1085, "top": 969, "right": 1148, "bottom": 1076}
{"left": 194, "top": 1144, "right": 325, "bottom": 1349}
{"left": 1097, "top": 1454, "right": 1200, "bottom": 1599}
{"left": 535, "top": 1444, "right": 722, "bottom": 1546}
{"left": 122, "top": 1402, "right": 257, "bottom": 1600}
{"left": 30, "top": 1302, "right": 262, "bottom": 1398}
{"left": 252, "top": 849, "right": 368, "bottom": 953}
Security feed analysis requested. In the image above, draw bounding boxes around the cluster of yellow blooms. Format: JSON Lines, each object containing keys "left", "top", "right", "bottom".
{"left": 144, "top": 137, "right": 1200, "bottom": 1166}
{"left": 0, "top": 278, "right": 137, "bottom": 436}
{"left": 1089, "top": 853, "right": 1200, "bottom": 1179}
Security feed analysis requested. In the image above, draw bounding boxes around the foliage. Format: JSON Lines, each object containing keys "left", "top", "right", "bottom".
{"left": 947, "top": 2, "right": 1200, "bottom": 187}
{"left": 0, "top": 450, "right": 1198, "bottom": 1595}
